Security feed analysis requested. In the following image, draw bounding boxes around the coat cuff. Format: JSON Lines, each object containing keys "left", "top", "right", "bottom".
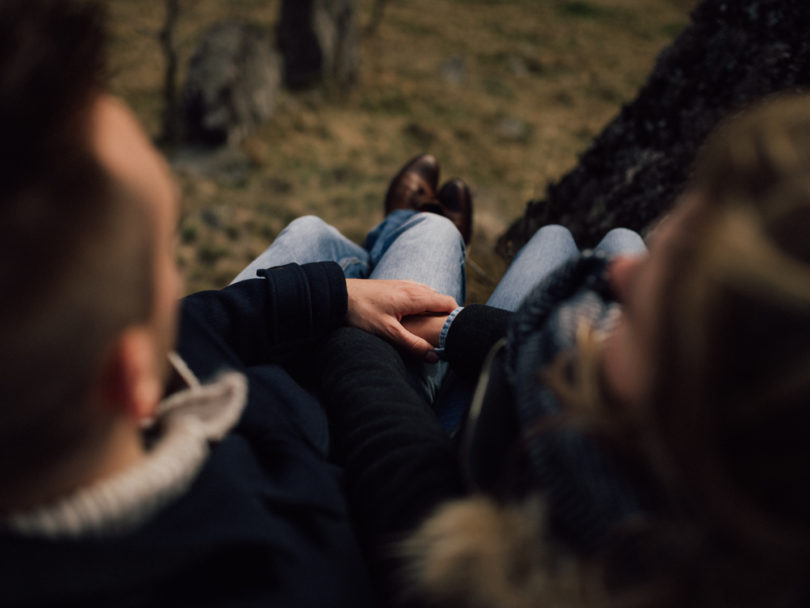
{"left": 256, "top": 261, "right": 348, "bottom": 343}
{"left": 444, "top": 304, "right": 512, "bottom": 382}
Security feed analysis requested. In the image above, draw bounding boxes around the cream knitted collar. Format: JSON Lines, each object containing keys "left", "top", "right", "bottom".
{"left": 4, "top": 353, "right": 247, "bottom": 539}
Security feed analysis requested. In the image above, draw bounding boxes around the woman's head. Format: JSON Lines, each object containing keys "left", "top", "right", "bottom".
{"left": 403, "top": 96, "right": 810, "bottom": 608}
{"left": 601, "top": 93, "right": 810, "bottom": 606}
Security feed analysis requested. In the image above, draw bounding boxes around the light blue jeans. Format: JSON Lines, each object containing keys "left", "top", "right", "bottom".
{"left": 231, "top": 210, "right": 466, "bottom": 401}
{"left": 487, "top": 224, "right": 646, "bottom": 310}
{"left": 232, "top": 210, "right": 465, "bottom": 300}
{"left": 233, "top": 211, "right": 645, "bottom": 428}
{"left": 433, "top": 224, "right": 647, "bottom": 433}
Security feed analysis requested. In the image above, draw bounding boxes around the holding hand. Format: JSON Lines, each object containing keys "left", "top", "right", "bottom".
{"left": 400, "top": 314, "right": 448, "bottom": 349}
{"left": 345, "top": 279, "right": 457, "bottom": 361}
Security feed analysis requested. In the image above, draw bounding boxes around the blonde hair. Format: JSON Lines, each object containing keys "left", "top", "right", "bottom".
{"left": 560, "top": 93, "right": 810, "bottom": 608}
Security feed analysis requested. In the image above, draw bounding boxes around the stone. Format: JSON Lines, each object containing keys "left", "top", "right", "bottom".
{"left": 183, "top": 21, "right": 282, "bottom": 146}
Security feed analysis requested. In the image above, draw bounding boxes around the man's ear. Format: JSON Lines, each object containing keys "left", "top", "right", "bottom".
{"left": 99, "top": 327, "right": 162, "bottom": 421}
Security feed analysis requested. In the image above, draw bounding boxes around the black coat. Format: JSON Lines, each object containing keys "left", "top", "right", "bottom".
{"left": 313, "top": 254, "right": 647, "bottom": 603}
{"left": 0, "top": 262, "right": 377, "bottom": 608}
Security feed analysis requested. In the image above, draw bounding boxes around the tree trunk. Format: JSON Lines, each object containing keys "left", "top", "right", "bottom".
{"left": 277, "top": 0, "right": 358, "bottom": 89}
{"left": 497, "top": 0, "right": 810, "bottom": 259}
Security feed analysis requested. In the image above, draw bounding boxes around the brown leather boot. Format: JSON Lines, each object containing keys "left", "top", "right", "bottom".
{"left": 434, "top": 178, "right": 473, "bottom": 245}
{"left": 384, "top": 153, "right": 440, "bottom": 214}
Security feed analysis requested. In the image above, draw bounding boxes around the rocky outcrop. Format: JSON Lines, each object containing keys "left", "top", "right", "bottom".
{"left": 497, "top": 0, "right": 810, "bottom": 258}
{"left": 183, "top": 21, "right": 282, "bottom": 146}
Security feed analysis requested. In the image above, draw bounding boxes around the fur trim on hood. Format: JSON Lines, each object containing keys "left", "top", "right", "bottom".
{"left": 399, "top": 495, "right": 583, "bottom": 608}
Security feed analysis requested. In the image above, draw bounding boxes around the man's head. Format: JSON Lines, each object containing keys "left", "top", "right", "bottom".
{"left": 0, "top": 0, "right": 180, "bottom": 509}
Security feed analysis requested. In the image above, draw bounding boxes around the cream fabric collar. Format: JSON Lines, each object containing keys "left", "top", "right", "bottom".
{"left": 5, "top": 354, "right": 247, "bottom": 538}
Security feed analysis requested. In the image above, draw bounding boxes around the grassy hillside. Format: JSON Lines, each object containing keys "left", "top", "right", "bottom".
{"left": 105, "top": 0, "right": 692, "bottom": 301}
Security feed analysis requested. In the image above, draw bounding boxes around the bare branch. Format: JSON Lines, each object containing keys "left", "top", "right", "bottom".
{"left": 159, "top": 0, "right": 181, "bottom": 146}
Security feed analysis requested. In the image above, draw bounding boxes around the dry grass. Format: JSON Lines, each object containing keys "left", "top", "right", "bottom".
{"left": 104, "top": 0, "right": 692, "bottom": 301}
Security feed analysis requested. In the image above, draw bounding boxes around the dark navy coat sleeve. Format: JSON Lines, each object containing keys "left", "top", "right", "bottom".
{"left": 0, "top": 262, "right": 378, "bottom": 608}
{"left": 179, "top": 262, "right": 348, "bottom": 369}
{"left": 314, "top": 327, "right": 465, "bottom": 601}
{"left": 443, "top": 304, "right": 512, "bottom": 382}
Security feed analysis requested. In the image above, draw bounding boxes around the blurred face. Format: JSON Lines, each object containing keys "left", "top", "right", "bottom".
{"left": 601, "top": 197, "right": 700, "bottom": 406}
{"left": 91, "top": 95, "right": 182, "bottom": 386}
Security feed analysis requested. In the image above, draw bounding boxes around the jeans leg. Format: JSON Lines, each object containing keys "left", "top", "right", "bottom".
{"left": 367, "top": 211, "right": 466, "bottom": 304}
{"left": 435, "top": 225, "right": 579, "bottom": 436}
{"left": 487, "top": 224, "right": 580, "bottom": 311}
{"left": 593, "top": 227, "right": 647, "bottom": 257}
{"left": 230, "top": 215, "right": 371, "bottom": 284}
{"left": 435, "top": 227, "right": 645, "bottom": 436}
{"left": 366, "top": 211, "right": 467, "bottom": 405}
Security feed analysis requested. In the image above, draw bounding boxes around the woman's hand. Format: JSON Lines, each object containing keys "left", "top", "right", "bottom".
{"left": 345, "top": 279, "right": 456, "bottom": 361}
{"left": 401, "top": 313, "right": 449, "bottom": 349}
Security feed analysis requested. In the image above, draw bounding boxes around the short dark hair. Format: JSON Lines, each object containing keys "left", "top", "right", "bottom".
{"left": 0, "top": 0, "right": 153, "bottom": 501}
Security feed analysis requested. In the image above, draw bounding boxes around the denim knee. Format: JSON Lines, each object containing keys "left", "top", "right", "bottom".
{"left": 594, "top": 227, "right": 646, "bottom": 257}
{"left": 515, "top": 224, "right": 578, "bottom": 260}
{"left": 279, "top": 215, "right": 344, "bottom": 248}
{"left": 534, "top": 223, "right": 574, "bottom": 241}
{"left": 281, "top": 215, "right": 332, "bottom": 238}
{"left": 409, "top": 212, "right": 463, "bottom": 243}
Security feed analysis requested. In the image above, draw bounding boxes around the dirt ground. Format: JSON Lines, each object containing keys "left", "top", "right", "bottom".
{"left": 105, "top": 0, "right": 693, "bottom": 301}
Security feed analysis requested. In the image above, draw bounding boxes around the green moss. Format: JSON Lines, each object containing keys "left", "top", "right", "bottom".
{"left": 483, "top": 77, "right": 515, "bottom": 99}
{"left": 558, "top": 2, "right": 605, "bottom": 19}
{"left": 359, "top": 91, "right": 413, "bottom": 115}
{"left": 661, "top": 22, "right": 687, "bottom": 38}
{"left": 198, "top": 245, "right": 228, "bottom": 266}
{"left": 225, "top": 225, "right": 240, "bottom": 241}
{"left": 180, "top": 224, "right": 198, "bottom": 244}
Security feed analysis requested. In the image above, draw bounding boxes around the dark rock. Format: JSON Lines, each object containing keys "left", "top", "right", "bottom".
{"left": 183, "top": 21, "right": 281, "bottom": 146}
{"left": 497, "top": 0, "right": 810, "bottom": 259}
{"left": 278, "top": 0, "right": 358, "bottom": 89}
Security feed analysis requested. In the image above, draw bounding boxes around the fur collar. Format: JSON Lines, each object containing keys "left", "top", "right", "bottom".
{"left": 400, "top": 496, "right": 580, "bottom": 608}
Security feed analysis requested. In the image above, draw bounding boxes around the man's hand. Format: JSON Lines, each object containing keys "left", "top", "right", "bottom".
{"left": 345, "top": 279, "right": 457, "bottom": 361}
